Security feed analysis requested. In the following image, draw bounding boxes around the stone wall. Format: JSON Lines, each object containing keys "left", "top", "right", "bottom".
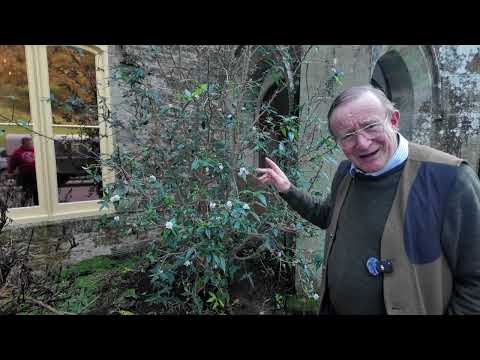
{"left": 437, "top": 46, "right": 480, "bottom": 166}
{"left": 0, "top": 214, "right": 156, "bottom": 270}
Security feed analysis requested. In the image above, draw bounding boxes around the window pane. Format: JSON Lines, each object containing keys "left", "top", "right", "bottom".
{"left": 47, "top": 46, "right": 98, "bottom": 126}
{"left": 0, "top": 126, "right": 39, "bottom": 208}
{"left": 53, "top": 127, "right": 101, "bottom": 203}
{"left": 0, "top": 45, "right": 31, "bottom": 124}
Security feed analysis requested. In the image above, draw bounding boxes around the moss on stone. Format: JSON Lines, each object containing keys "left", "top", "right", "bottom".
{"left": 63, "top": 255, "right": 119, "bottom": 278}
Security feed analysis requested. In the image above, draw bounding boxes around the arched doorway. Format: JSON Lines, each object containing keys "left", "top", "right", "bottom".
{"left": 257, "top": 82, "right": 292, "bottom": 168}
{"left": 254, "top": 62, "right": 300, "bottom": 169}
{"left": 370, "top": 50, "right": 415, "bottom": 139}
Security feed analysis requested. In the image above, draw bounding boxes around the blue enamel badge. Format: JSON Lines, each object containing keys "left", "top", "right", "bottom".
{"left": 366, "top": 257, "right": 393, "bottom": 276}
{"left": 366, "top": 257, "right": 380, "bottom": 276}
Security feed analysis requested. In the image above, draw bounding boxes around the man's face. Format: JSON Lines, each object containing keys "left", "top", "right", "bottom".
{"left": 330, "top": 93, "right": 399, "bottom": 173}
{"left": 22, "top": 139, "right": 33, "bottom": 151}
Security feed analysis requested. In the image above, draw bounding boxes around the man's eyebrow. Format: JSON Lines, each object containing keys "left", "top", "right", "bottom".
{"left": 342, "top": 118, "right": 379, "bottom": 134}
{"left": 342, "top": 127, "right": 356, "bottom": 135}
{"left": 358, "top": 117, "right": 381, "bottom": 125}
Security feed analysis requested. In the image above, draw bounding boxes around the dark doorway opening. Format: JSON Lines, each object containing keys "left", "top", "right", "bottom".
{"left": 371, "top": 51, "right": 414, "bottom": 139}
{"left": 257, "top": 81, "right": 299, "bottom": 169}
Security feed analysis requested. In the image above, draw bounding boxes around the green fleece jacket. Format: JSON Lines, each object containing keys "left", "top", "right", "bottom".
{"left": 280, "top": 142, "right": 480, "bottom": 315}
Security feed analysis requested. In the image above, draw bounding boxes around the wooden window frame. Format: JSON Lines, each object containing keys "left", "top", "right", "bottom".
{"left": 6, "top": 45, "right": 114, "bottom": 225}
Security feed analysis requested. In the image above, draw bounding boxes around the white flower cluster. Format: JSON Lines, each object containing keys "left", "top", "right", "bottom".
{"left": 226, "top": 201, "right": 232, "bottom": 209}
{"left": 165, "top": 221, "right": 174, "bottom": 230}
{"left": 238, "top": 167, "right": 249, "bottom": 177}
{"left": 110, "top": 194, "right": 120, "bottom": 203}
{"left": 148, "top": 175, "right": 157, "bottom": 182}
{"left": 209, "top": 202, "right": 216, "bottom": 210}
{"left": 113, "top": 216, "right": 120, "bottom": 222}
{"left": 243, "top": 203, "right": 250, "bottom": 211}
{"left": 218, "top": 164, "right": 224, "bottom": 171}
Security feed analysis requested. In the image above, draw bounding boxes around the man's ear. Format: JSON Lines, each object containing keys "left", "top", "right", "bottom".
{"left": 390, "top": 110, "right": 400, "bottom": 130}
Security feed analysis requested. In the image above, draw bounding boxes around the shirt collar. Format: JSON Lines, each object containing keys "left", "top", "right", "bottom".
{"left": 349, "top": 132, "right": 409, "bottom": 177}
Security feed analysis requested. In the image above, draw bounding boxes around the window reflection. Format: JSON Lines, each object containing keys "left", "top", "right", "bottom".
{"left": 0, "top": 45, "right": 31, "bottom": 124}
{"left": 53, "top": 128, "right": 101, "bottom": 203}
{"left": 47, "top": 46, "right": 102, "bottom": 203}
{"left": 0, "top": 45, "right": 37, "bottom": 209}
{"left": 47, "top": 46, "right": 98, "bottom": 126}
{"left": 0, "top": 129, "right": 38, "bottom": 208}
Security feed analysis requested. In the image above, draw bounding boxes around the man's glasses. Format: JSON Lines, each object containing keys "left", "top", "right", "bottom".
{"left": 337, "top": 114, "right": 390, "bottom": 148}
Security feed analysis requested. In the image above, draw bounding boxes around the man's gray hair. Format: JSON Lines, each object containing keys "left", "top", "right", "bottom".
{"left": 327, "top": 85, "right": 398, "bottom": 137}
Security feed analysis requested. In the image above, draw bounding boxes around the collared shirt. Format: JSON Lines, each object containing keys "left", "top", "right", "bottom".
{"left": 349, "top": 132, "right": 409, "bottom": 177}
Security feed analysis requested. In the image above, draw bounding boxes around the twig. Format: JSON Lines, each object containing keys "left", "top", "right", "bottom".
{"left": 78, "top": 295, "right": 100, "bottom": 313}
{"left": 25, "top": 296, "right": 76, "bottom": 315}
{"left": 25, "top": 229, "right": 34, "bottom": 258}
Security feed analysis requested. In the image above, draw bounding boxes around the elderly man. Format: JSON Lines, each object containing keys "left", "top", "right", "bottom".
{"left": 256, "top": 85, "right": 480, "bottom": 315}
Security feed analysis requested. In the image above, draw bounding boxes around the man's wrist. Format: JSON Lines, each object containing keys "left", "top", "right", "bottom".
{"left": 279, "top": 183, "right": 292, "bottom": 193}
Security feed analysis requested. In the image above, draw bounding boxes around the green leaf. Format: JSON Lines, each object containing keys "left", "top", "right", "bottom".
{"left": 250, "top": 211, "right": 261, "bottom": 223}
{"left": 125, "top": 288, "right": 138, "bottom": 299}
{"left": 16, "top": 119, "right": 29, "bottom": 127}
{"left": 192, "top": 83, "right": 208, "bottom": 97}
{"left": 213, "top": 254, "right": 220, "bottom": 267}
{"left": 256, "top": 193, "right": 267, "bottom": 207}
{"left": 191, "top": 159, "right": 199, "bottom": 170}
{"left": 207, "top": 292, "right": 216, "bottom": 303}
{"left": 118, "top": 310, "right": 135, "bottom": 315}
{"left": 218, "top": 257, "right": 226, "bottom": 272}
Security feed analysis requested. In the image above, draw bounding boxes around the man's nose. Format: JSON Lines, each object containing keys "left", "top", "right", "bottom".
{"left": 354, "top": 132, "right": 372, "bottom": 149}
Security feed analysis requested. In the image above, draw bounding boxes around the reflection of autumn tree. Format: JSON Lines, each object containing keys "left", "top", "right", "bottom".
{"left": 0, "top": 45, "right": 30, "bottom": 118}
{"left": 47, "top": 46, "right": 102, "bottom": 198}
{"left": 0, "top": 45, "right": 28, "bottom": 87}
{"left": 47, "top": 46, "right": 98, "bottom": 126}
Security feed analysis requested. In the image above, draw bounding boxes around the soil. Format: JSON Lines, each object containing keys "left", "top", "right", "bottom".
{"left": 30, "top": 251, "right": 297, "bottom": 315}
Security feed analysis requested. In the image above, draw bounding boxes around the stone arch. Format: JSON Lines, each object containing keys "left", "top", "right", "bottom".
{"left": 420, "top": 45, "right": 443, "bottom": 121}
{"left": 256, "top": 75, "right": 291, "bottom": 168}
{"left": 371, "top": 50, "right": 415, "bottom": 138}
{"left": 252, "top": 56, "right": 300, "bottom": 168}
{"left": 370, "top": 45, "right": 441, "bottom": 145}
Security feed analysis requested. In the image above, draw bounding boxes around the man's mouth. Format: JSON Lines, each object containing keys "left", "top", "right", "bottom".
{"left": 358, "top": 149, "right": 379, "bottom": 159}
